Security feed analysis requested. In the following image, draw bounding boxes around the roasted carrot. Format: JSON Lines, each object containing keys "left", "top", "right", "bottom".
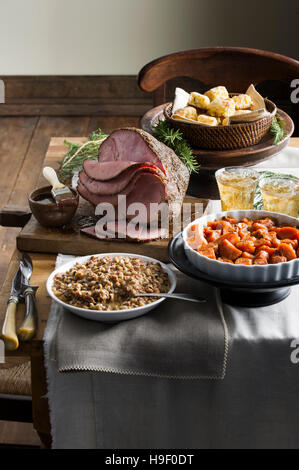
{"left": 223, "top": 217, "right": 238, "bottom": 224}
{"left": 254, "top": 239, "right": 272, "bottom": 248}
{"left": 197, "top": 248, "right": 216, "bottom": 260}
{"left": 280, "top": 239, "right": 298, "bottom": 249}
{"left": 235, "top": 257, "right": 253, "bottom": 265}
{"left": 252, "top": 228, "right": 271, "bottom": 239}
{"left": 255, "top": 218, "right": 275, "bottom": 229}
{"left": 224, "top": 232, "right": 240, "bottom": 245}
{"left": 255, "top": 245, "right": 276, "bottom": 256}
{"left": 207, "top": 221, "right": 220, "bottom": 230}
{"left": 253, "top": 258, "right": 268, "bottom": 265}
{"left": 270, "top": 254, "right": 288, "bottom": 264}
{"left": 268, "top": 231, "right": 280, "bottom": 248}
{"left": 255, "top": 250, "right": 270, "bottom": 261}
{"left": 278, "top": 243, "right": 297, "bottom": 261}
{"left": 240, "top": 218, "right": 253, "bottom": 226}
{"left": 205, "top": 230, "right": 222, "bottom": 243}
{"left": 237, "top": 222, "right": 250, "bottom": 231}
{"left": 207, "top": 242, "right": 219, "bottom": 254}
{"left": 218, "top": 257, "right": 234, "bottom": 264}
{"left": 219, "top": 239, "right": 242, "bottom": 261}
{"left": 252, "top": 222, "right": 268, "bottom": 231}
{"left": 238, "top": 229, "right": 251, "bottom": 240}
{"left": 277, "top": 227, "right": 299, "bottom": 240}
{"left": 241, "top": 252, "right": 255, "bottom": 259}
{"left": 216, "top": 220, "right": 234, "bottom": 234}
{"left": 236, "top": 240, "right": 256, "bottom": 254}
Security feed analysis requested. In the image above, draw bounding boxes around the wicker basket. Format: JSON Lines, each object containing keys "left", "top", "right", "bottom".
{"left": 164, "top": 97, "right": 277, "bottom": 150}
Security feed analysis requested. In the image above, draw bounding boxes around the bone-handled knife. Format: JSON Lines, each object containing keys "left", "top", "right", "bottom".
{"left": 1, "top": 267, "right": 23, "bottom": 350}
{"left": 17, "top": 254, "right": 38, "bottom": 342}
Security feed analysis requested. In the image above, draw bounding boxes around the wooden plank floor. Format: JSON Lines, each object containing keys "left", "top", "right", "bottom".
{"left": 0, "top": 114, "right": 139, "bottom": 447}
{"left": 0, "top": 421, "right": 40, "bottom": 447}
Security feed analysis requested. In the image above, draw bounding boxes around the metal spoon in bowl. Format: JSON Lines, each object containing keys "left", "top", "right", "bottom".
{"left": 133, "top": 293, "right": 206, "bottom": 303}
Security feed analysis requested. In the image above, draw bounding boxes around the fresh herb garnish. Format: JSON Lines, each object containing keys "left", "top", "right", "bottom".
{"left": 58, "top": 121, "right": 199, "bottom": 182}
{"left": 270, "top": 114, "right": 285, "bottom": 145}
{"left": 153, "top": 119, "right": 199, "bottom": 174}
{"left": 58, "top": 128, "right": 108, "bottom": 184}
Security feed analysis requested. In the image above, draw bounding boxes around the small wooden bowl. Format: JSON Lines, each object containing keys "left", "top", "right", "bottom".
{"left": 164, "top": 97, "right": 277, "bottom": 150}
{"left": 29, "top": 186, "right": 79, "bottom": 228}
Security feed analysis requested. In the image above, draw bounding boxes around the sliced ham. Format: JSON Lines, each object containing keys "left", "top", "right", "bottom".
{"left": 81, "top": 221, "right": 167, "bottom": 242}
{"left": 83, "top": 159, "right": 158, "bottom": 181}
{"left": 79, "top": 164, "right": 164, "bottom": 196}
{"left": 78, "top": 172, "right": 166, "bottom": 220}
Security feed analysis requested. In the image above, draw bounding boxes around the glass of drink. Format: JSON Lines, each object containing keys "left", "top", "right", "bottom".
{"left": 260, "top": 176, "right": 299, "bottom": 218}
{"left": 215, "top": 167, "right": 259, "bottom": 211}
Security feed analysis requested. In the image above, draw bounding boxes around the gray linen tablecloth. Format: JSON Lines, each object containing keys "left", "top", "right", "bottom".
{"left": 45, "top": 278, "right": 299, "bottom": 449}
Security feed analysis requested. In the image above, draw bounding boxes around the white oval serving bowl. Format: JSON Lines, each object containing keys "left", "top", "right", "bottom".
{"left": 47, "top": 253, "right": 176, "bottom": 322}
{"left": 183, "top": 210, "right": 299, "bottom": 283}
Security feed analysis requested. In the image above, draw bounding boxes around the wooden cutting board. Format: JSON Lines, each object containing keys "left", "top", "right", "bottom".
{"left": 16, "top": 137, "right": 212, "bottom": 262}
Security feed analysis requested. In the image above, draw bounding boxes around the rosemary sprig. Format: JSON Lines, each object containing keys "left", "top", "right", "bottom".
{"left": 58, "top": 128, "right": 108, "bottom": 184}
{"left": 270, "top": 114, "right": 285, "bottom": 145}
{"left": 153, "top": 120, "right": 199, "bottom": 174}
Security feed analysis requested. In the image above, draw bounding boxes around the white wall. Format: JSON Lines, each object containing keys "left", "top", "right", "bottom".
{"left": 0, "top": 0, "right": 297, "bottom": 75}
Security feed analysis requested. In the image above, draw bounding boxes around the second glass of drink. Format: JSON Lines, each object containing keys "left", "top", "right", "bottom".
{"left": 215, "top": 166, "right": 259, "bottom": 211}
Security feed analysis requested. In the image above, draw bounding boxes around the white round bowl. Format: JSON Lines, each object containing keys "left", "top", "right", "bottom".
{"left": 183, "top": 210, "right": 299, "bottom": 283}
{"left": 46, "top": 253, "right": 176, "bottom": 322}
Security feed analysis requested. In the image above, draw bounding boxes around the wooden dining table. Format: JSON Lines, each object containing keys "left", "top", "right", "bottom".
{"left": 0, "top": 136, "right": 298, "bottom": 448}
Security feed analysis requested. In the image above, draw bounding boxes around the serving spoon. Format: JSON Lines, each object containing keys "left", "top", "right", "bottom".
{"left": 133, "top": 293, "right": 206, "bottom": 303}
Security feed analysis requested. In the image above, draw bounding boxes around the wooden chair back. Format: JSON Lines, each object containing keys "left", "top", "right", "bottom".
{"left": 138, "top": 47, "right": 299, "bottom": 134}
